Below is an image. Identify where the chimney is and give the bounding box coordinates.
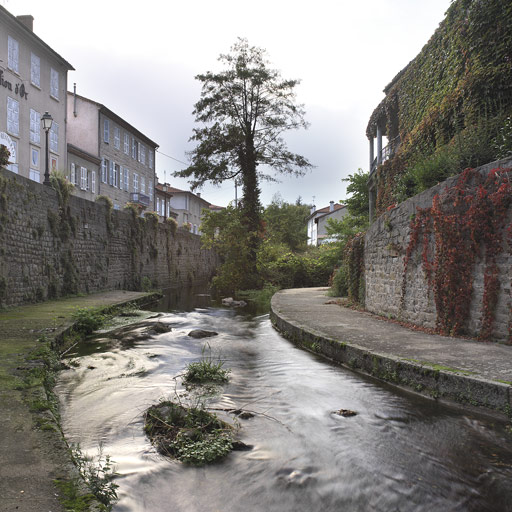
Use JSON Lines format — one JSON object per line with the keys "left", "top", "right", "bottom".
{"left": 310, "top": 205, "right": 316, "bottom": 215}
{"left": 197, "top": 192, "right": 201, "bottom": 198}
{"left": 329, "top": 201, "right": 334, "bottom": 212}
{"left": 16, "top": 15, "right": 34, "bottom": 31}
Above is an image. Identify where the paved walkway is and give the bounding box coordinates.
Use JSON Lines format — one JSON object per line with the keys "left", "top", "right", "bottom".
{"left": 0, "top": 291, "right": 156, "bottom": 512}
{"left": 271, "top": 288, "right": 512, "bottom": 417}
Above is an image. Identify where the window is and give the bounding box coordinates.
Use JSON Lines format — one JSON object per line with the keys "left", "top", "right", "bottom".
{"left": 124, "top": 168, "right": 129, "bottom": 191}
{"left": 91, "top": 170, "right": 96, "bottom": 194}
{"left": 104, "top": 119, "right": 109, "bottom": 143}
{"left": 124, "top": 133, "right": 129, "bottom": 154}
{"left": 29, "top": 169, "right": 40, "bottom": 183}
{"left": 50, "top": 156, "right": 58, "bottom": 172}
{"left": 49, "top": 122, "right": 59, "bottom": 153}
{"left": 80, "top": 166, "right": 87, "bottom": 190}
{"left": 148, "top": 181, "right": 153, "bottom": 201}
{"left": 148, "top": 150, "right": 154, "bottom": 170}
{"left": 133, "top": 173, "right": 139, "bottom": 192}
{"left": 30, "top": 109, "right": 41, "bottom": 144}
{"left": 109, "top": 160, "right": 114, "bottom": 186}
{"left": 101, "top": 158, "right": 108, "bottom": 183}
{"left": 114, "top": 163, "right": 120, "bottom": 188}
{"left": 131, "top": 138, "right": 137, "bottom": 159}
{"left": 156, "top": 198, "right": 160, "bottom": 215}
{"left": 70, "top": 163, "right": 76, "bottom": 185}
{"left": 119, "top": 166, "right": 123, "bottom": 191}
{"left": 7, "top": 97, "right": 19, "bottom": 136}
{"left": 31, "top": 54, "right": 40, "bottom": 87}
{"left": 139, "top": 144, "right": 146, "bottom": 165}
{"left": 8, "top": 36, "right": 19, "bottom": 73}
{"left": 30, "top": 147, "right": 39, "bottom": 169}
{"left": 7, "top": 139, "right": 18, "bottom": 174}
{"left": 114, "top": 126, "right": 120, "bottom": 149}
{"left": 50, "top": 68, "right": 59, "bottom": 99}
{"left": 141, "top": 176, "right": 146, "bottom": 194}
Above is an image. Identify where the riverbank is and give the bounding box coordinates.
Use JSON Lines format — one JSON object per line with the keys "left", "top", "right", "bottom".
{"left": 0, "top": 291, "right": 159, "bottom": 512}
{"left": 270, "top": 287, "right": 512, "bottom": 419}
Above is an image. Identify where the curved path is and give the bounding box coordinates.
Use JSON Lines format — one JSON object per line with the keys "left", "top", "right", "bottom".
{"left": 271, "top": 287, "right": 512, "bottom": 418}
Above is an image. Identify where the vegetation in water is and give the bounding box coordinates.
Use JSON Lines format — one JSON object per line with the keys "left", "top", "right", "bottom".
{"left": 183, "top": 346, "right": 230, "bottom": 385}
{"left": 144, "top": 400, "right": 233, "bottom": 465}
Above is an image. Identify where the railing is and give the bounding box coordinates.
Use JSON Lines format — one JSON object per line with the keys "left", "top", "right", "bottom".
{"left": 130, "top": 193, "right": 150, "bottom": 207}
{"left": 370, "top": 135, "right": 401, "bottom": 176}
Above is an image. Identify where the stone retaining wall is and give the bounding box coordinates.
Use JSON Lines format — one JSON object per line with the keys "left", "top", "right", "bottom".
{"left": 364, "top": 157, "right": 512, "bottom": 341}
{"left": 0, "top": 169, "right": 219, "bottom": 307}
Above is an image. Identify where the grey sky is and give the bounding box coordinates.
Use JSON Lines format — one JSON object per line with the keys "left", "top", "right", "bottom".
{"left": 9, "top": 0, "right": 452, "bottom": 209}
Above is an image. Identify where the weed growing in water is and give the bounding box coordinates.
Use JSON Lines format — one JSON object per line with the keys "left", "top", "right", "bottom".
{"left": 183, "top": 344, "right": 230, "bottom": 384}
{"left": 70, "top": 444, "right": 118, "bottom": 510}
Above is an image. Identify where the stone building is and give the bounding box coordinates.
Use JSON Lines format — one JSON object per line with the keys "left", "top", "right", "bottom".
{"left": 67, "top": 91, "right": 158, "bottom": 211}
{"left": 0, "top": 7, "right": 73, "bottom": 183}
{"left": 168, "top": 186, "right": 211, "bottom": 234}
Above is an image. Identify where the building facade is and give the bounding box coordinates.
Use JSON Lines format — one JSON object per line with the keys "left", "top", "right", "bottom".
{"left": 155, "top": 182, "right": 177, "bottom": 220}
{"left": 307, "top": 202, "right": 347, "bottom": 246}
{"left": 66, "top": 92, "right": 158, "bottom": 211}
{"left": 0, "top": 8, "right": 73, "bottom": 183}
{"left": 168, "top": 187, "right": 211, "bottom": 234}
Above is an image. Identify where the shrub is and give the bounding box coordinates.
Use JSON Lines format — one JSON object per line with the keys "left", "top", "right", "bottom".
{"left": 183, "top": 346, "right": 230, "bottom": 384}
{"left": 71, "top": 308, "right": 105, "bottom": 335}
{"left": 165, "top": 216, "right": 178, "bottom": 235}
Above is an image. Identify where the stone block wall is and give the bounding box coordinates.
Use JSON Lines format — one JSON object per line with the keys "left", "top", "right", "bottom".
{"left": 0, "top": 169, "right": 219, "bottom": 307}
{"left": 364, "top": 157, "right": 512, "bottom": 341}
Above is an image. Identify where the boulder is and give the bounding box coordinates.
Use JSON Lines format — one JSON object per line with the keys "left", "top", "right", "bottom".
{"left": 188, "top": 329, "right": 218, "bottom": 339}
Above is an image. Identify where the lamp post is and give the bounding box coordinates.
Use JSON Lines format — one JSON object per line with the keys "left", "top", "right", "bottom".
{"left": 41, "top": 111, "right": 53, "bottom": 186}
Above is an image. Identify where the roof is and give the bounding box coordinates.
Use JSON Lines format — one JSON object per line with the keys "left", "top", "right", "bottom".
{"left": 167, "top": 186, "right": 211, "bottom": 206}
{"left": 155, "top": 183, "right": 174, "bottom": 198}
{"left": 67, "top": 143, "right": 101, "bottom": 165}
{"left": 68, "top": 92, "right": 159, "bottom": 149}
{"left": 307, "top": 203, "right": 345, "bottom": 221}
{"left": 0, "top": 6, "right": 74, "bottom": 70}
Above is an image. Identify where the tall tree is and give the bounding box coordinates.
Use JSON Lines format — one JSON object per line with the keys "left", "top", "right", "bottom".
{"left": 176, "top": 38, "right": 312, "bottom": 285}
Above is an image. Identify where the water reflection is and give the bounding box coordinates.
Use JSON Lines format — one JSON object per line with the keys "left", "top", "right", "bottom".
{"left": 56, "top": 305, "right": 512, "bottom": 512}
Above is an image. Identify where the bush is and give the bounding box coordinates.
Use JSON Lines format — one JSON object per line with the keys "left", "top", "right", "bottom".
{"left": 165, "top": 216, "right": 178, "bottom": 235}
{"left": 328, "top": 265, "right": 348, "bottom": 297}
{"left": 71, "top": 308, "right": 105, "bottom": 335}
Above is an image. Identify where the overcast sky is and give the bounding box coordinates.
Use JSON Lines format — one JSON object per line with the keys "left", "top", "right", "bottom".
{"left": 8, "top": 0, "right": 452, "bottom": 209}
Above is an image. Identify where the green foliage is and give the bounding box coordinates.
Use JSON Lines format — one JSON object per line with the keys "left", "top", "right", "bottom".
{"left": 237, "top": 282, "right": 280, "bottom": 313}
{"left": 144, "top": 210, "right": 159, "bottom": 227}
{"left": 141, "top": 276, "right": 153, "bottom": 292}
{"left": 144, "top": 400, "right": 233, "bottom": 466}
{"left": 184, "top": 346, "right": 230, "bottom": 384}
{"left": 50, "top": 171, "right": 74, "bottom": 208}
{"left": 326, "top": 213, "right": 368, "bottom": 245}
{"left": 165, "top": 216, "right": 178, "bottom": 235}
{"left": 368, "top": 0, "right": 512, "bottom": 212}
{"left": 259, "top": 244, "right": 339, "bottom": 289}
{"left": 71, "top": 308, "right": 105, "bottom": 335}
{"left": 342, "top": 169, "right": 370, "bottom": 220}
{"left": 70, "top": 445, "right": 118, "bottom": 510}
{"left": 0, "top": 145, "right": 10, "bottom": 167}
{"left": 328, "top": 265, "right": 348, "bottom": 297}
{"left": 262, "top": 194, "right": 310, "bottom": 251}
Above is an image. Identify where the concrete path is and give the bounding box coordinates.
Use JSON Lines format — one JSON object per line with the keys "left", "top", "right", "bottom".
{"left": 271, "top": 287, "right": 512, "bottom": 417}
{"left": 0, "top": 291, "right": 157, "bottom": 512}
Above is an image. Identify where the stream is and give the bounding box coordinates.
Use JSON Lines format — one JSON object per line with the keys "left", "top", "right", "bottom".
{"left": 56, "top": 295, "right": 512, "bottom": 511}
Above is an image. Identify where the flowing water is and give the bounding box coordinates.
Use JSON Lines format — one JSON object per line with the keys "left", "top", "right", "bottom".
{"left": 56, "top": 296, "right": 512, "bottom": 512}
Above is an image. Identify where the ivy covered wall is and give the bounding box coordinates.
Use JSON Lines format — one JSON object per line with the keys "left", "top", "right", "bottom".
{"left": 367, "top": 0, "right": 512, "bottom": 216}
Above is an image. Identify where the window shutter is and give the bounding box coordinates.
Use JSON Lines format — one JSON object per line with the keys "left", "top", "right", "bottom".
{"left": 109, "top": 160, "right": 113, "bottom": 185}
{"left": 71, "top": 163, "right": 76, "bottom": 185}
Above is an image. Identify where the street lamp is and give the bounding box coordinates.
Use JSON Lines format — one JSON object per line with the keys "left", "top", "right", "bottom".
{"left": 41, "top": 111, "right": 53, "bottom": 185}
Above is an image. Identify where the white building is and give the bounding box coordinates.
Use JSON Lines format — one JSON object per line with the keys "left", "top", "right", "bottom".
{"left": 307, "top": 201, "right": 347, "bottom": 245}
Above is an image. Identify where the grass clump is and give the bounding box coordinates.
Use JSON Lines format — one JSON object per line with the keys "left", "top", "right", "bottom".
{"left": 71, "top": 308, "right": 106, "bottom": 336}
{"left": 144, "top": 400, "right": 233, "bottom": 465}
{"left": 183, "top": 346, "right": 230, "bottom": 385}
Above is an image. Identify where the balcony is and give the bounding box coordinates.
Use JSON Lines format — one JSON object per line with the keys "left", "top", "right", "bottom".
{"left": 130, "top": 193, "right": 150, "bottom": 207}
{"left": 370, "top": 135, "right": 401, "bottom": 176}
